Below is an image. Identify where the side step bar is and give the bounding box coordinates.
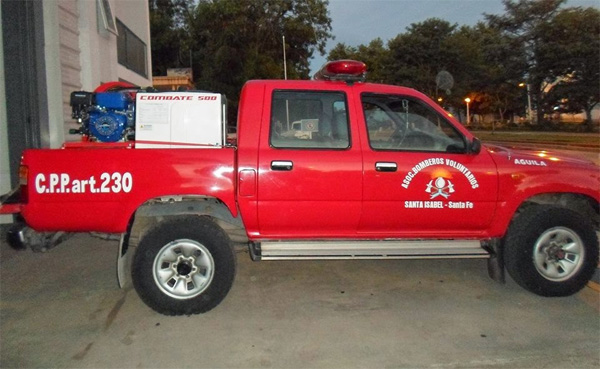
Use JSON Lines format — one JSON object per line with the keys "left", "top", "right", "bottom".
{"left": 250, "top": 240, "right": 489, "bottom": 261}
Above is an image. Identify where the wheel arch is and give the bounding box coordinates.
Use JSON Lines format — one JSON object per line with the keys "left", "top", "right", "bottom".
{"left": 512, "top": 193, "right": 599, "bottom": 230}
{"left": 491, "top": 192, "right": 600, "bottom": 239}
{"left": 117, "top": 196, "right": 246, "bottom": 289}
{"left": 130, "top": 195, "right": 246, "bottom": 244}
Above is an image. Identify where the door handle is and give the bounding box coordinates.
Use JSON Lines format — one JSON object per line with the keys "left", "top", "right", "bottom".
{"left": 375, "top": 162, "right": 397, "bottom": 172}
{"left": 271, "top": 160, "right": 293, "bottom": 171}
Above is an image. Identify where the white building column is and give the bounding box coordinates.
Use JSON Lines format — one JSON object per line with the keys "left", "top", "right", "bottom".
{"left": 41, "top": 1, "right": 65, "bottom": 148}
{"left": 0, "top": 3, "right": 12, "bottom": 224}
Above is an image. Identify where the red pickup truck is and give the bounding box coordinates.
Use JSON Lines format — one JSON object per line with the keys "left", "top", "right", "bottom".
{"left": 2, "top": 61, "right": 599, "bottom": 315}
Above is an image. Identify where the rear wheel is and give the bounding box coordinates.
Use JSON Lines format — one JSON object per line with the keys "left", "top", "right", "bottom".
{"left": 504, "top": 205, "right": 598, "bottom": 297}
{"left": 132, "top": 216, "right": 236, "bottom": 315}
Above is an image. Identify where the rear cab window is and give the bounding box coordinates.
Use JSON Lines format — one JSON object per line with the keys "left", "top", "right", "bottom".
{"left": 270, "top": 90, "right": 350, "bottom": 149}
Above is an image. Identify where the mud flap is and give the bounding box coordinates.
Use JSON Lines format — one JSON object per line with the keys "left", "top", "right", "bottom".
{"left": 486, "top": 239, "right": 505, "bottom": 284}
{"left": 117, "top": 233, "right": 132, "bottom": 289}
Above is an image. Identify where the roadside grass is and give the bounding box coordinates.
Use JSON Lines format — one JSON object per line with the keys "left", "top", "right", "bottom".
{"left": 472, "top": 130, "right": 600, "bottom": 151}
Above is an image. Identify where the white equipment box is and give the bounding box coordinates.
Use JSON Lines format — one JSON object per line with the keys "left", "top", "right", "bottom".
{"left": 135, "top": 92, "right": 226, "bottom": 148}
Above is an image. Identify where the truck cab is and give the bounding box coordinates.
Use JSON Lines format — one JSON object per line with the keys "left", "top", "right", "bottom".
{"left": 236, "top": 79, "right": 497, "bottom": 242}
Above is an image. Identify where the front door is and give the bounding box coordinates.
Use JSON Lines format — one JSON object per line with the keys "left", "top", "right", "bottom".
{"left": 358, "top": 92, "right": 498, "bottom": 238}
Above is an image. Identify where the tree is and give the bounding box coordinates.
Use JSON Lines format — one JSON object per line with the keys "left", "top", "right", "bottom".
{"left": 149, "top": 0, "right": 194, "bottom": 76}
{"left": 325, "top": 14, "right": 536, "bottom": 125}
{"left": 454, "top": 22, "right": 527, "bottom": 123}
{"left": 327, "top": 19, "right": 527, "bottom": 121}
{"left": 539, "top": 7, "right": 600, "bottom": 131}
{"left": 485, "top": 0, "right": 567, "bottom": 127}
{"left": 188, "top": 0, "right": 332, "bottom": 120}
{"left": 386, "top": 19, "right": 460, "bottom": 97}
{"left": 327, "top": 43, "right": 357, "bottom": 60}
{"left": 384, "top": 19, "right": 511, "bottom": 117}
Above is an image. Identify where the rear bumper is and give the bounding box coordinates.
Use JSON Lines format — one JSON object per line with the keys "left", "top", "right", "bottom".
{"left": 0, "top": 188, "right": 22, "bottom": 215}
{"left": 1, "top": 187, "right": 71, "bottom": 251}
{"left": 5, "top": 221, "right": 70, "bottom": 252}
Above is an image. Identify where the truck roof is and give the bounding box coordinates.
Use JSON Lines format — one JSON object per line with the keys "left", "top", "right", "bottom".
{"left": 244, "top": 79, "right": 425, "bottom": 97}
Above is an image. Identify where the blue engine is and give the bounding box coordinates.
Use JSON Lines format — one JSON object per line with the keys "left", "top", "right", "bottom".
{"left": 70, "top": 91, "right": 135, "bottom": 142}
{"left": 88, "top": 93, "right": 132, "bottom": 142}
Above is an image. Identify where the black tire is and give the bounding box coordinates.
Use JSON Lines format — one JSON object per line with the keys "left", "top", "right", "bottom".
{"left": 132, "top": 216, "right": 236, "bottom": 315}
{"left": 504, "top": 205, "right": 598, "bottom": 297}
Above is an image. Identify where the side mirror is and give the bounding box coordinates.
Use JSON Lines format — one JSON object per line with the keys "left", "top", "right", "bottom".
{"left": 469, "top": 138, "right": 482, "bottom": 154}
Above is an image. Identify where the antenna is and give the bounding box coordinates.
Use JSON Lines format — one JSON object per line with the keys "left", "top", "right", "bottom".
{"left": 282, "top": 35, "right": 288, "bottom": 80}
{"left": 282, "top": 35, "right": 290, "bottom": 128}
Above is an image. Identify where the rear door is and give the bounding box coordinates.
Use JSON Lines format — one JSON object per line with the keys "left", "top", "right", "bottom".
{"left": 358, "top": 91, "right": 498, "bottom": 238}
{"left": 256, "top": 86, "right": 363, "bottom": 238}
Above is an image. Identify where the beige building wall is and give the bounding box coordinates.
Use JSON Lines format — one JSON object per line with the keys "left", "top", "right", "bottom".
{"left": 114, "top": 0, "right": 153, "bottom": 87}
{"left": 78, "top": 0, "right": 152, "bottom": 90}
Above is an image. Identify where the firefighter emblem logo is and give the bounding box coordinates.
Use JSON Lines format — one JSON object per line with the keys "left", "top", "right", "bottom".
{"left": 426, "top": 177, "right": 455, "bottom": 199}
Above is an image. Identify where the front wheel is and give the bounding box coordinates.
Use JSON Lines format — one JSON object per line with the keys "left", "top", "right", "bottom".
{"left": 132, "top": 216, "right": 236, "bottom": 315}
{"left": 504, "top": 205, "right": 598, "bottom": 297}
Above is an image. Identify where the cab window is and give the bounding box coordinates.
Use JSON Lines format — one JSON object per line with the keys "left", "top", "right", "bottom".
{"left": 270, "top": 91, "right": 350, "bottom": 149}
{"left": 362, "top": 93, "right": 465, "bottom": 153}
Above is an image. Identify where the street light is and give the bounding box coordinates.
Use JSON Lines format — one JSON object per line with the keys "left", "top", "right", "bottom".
{"left": 464, "top": 97, "right": 471, "bottom": 126}
{"left": 519, "top": 82, "right": 533, "bottom": 122}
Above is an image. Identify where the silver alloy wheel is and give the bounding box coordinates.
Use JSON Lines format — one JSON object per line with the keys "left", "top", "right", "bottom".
{"left": 533, "top": 226, "right": 585, "bottom": 282}
{"left": 152, "top": 239, "right": 215, "bottom": 299}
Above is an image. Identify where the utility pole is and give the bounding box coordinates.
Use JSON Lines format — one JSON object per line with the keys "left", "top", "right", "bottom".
{"left": 464, "top": 98, "right": 471, "bottom": 126}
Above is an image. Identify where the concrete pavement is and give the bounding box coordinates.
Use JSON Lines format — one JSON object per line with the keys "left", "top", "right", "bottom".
{"left": 1, "top": 233, "right": 598, "bottom": 368}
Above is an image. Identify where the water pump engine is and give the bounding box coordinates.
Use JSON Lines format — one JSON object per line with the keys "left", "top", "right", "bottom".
{"left": 70, "top": 83, "right": 137, "bottom": 142}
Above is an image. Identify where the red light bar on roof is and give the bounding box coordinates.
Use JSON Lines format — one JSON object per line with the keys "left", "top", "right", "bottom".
{"left": 313, "top": 60, "right": 367, "bottom": 82}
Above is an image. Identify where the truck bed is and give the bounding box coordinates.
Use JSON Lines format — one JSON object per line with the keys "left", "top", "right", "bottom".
{"left": 19, "top": 145, "right": 237, "bottom": 232}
